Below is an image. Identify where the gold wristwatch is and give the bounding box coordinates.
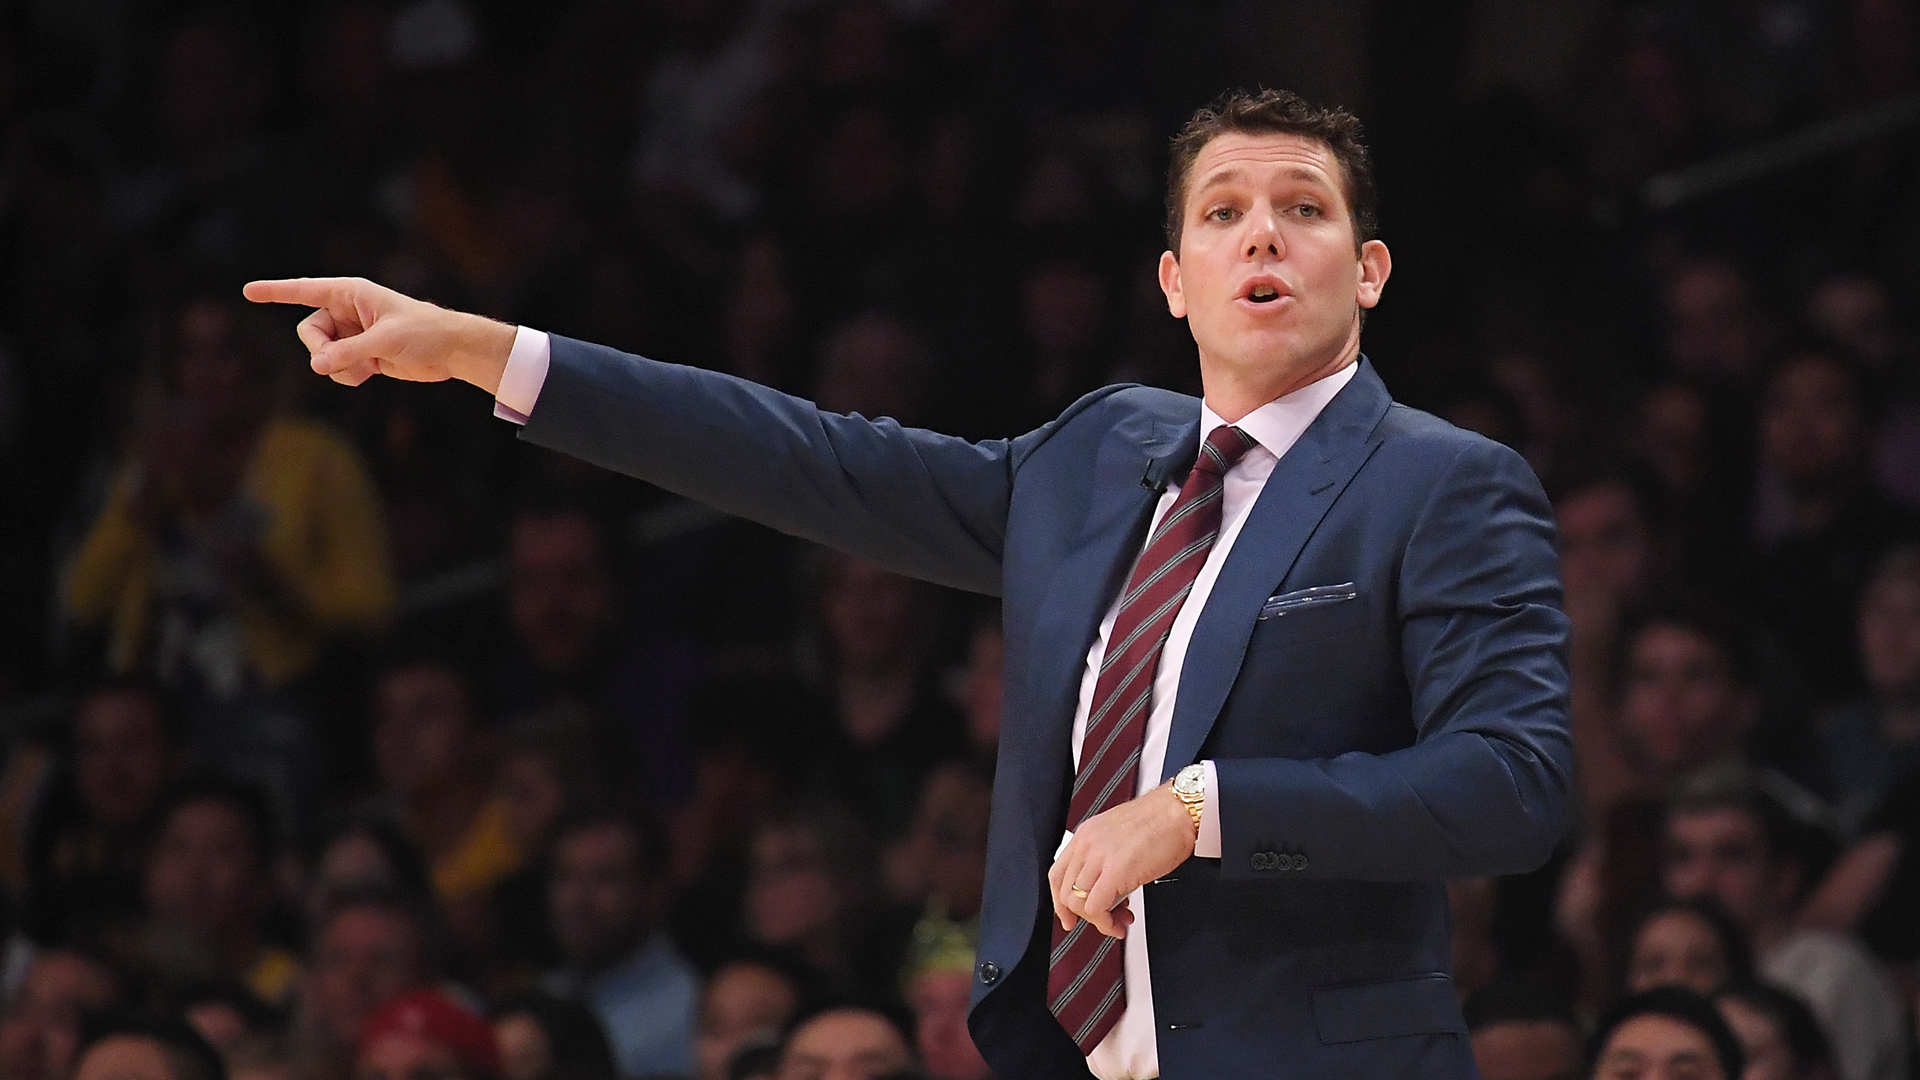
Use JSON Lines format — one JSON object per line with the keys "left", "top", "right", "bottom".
{"left": 1171, "top": 763, "right": 1206, "bottom": 835}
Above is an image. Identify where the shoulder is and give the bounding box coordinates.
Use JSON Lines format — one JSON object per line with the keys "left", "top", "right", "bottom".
{"left": 1372, "top": 401, "right": 1542, "bottom": 496}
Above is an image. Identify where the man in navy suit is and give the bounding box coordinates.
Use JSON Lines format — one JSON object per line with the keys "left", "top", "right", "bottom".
{"left": 250, "top": 89, "right": 1572, "bottom": 1079}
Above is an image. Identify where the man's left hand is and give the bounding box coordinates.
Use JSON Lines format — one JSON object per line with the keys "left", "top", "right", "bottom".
{"left": 1048, "top": 784, "right": 1196, "bottom": 939}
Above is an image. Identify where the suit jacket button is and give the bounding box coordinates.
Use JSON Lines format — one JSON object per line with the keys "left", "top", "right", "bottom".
{"left": 1291, "top": 854, "right": 1309, "bottom": 872}
{"left": 976, "top": 961, "right": 1001, "bottom": 985}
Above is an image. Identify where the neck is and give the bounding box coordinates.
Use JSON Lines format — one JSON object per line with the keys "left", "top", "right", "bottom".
{"left": 1201, "top": 326, "right": 1360, "bottom": 423}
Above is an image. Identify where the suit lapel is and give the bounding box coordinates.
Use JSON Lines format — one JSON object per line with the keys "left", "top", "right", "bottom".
{"left": 1016, "top": 410, "right": 1197, "bottom": 850}
{"left": 1159, "top": 360, "right": 1393, "bottom": 780}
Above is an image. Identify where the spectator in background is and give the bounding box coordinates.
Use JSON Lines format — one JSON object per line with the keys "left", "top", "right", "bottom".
{"left": 139, "top": 778, "right": 300, "bottom": 1009}
{"left": 26, "top": 681, "right": 180, "bottom": 946}
{"left": 1462, "top": 980, "right": 1582, "bottom": 1080}
{"left": 541, "top": 809, "right": 697, "bottom": 1080}
{"left": 1715, "top": 983, "right": 1837, "bottom": 1080}
{"left": 496, "top": 506, "right": 696, "bottom": 810}
{"left": 62, "top": 296, "right": 394, "bottom": 830}
{"left": 1663, "top": 257, "right": 1771, "bottom": 389}
{"left": 809, "top": 554, "right": 965, "bottom": 841}
{"left": 369, "top": 658, "right": 518, "bottom": 955}
{"left": 742, "top": 806, "right": 910, "bottom": 1000}
{"left": 774, "top": 1004, "right": 913, "bottom": 1080}
{"left": 1752, "top": 350, "right": 1916, "bottom": 702}
{"left": 1589, "top": 986, "right": 1745, "bottom": 1080}
{"left": 1014, "top": 251, "right": 1114, "bottom": 428}
{"left": 72, "top": 1012, "right": 226, "bottom": 1080}
{"left": 173, "top": 979, "right": 284, "bottom": 1057}
{"left": 299, "top": 888, "right": 435, "bottom": 1079}
{"left": 356, "top": 991, "right": 498, "bottom": 1080}
{"left": 306, "top": 819, "right": 434, "bottom": 929}
{"left": 954, "top": 607, "right": 1001, "bottom": 762}
{"left": 489, "top": 993, "right": 614, "bottom": 1080}
{"left": 0, "top": 950, "right": 124, "bottom": 1080}
{"left": 811, "top": 315, "right": 935, "bottom": 429}
{"left": 1623, "top": 898, "right": 1754, "bottom": 996}
{"left": 1661, "top": 766, "right": 1906, "bottom": 1080}
{"left": 693, "top": 961, "right": 800, "bottom": 1080}
{"left": 882, "top": 763, "right": 990, "bottom": 918}
{"left": 900, "top": 915, "right": 991, "bottom": 1080}
{"left": 1613, "top": 605, "right": 1761, "bottom": 787}
{"left": 1818, "top": 546, "right": 1920, "bottom": 832}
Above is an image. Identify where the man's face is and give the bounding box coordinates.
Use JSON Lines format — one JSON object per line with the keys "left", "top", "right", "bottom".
{"left": 820, "top": 557, "right": 920, "bottom": 676}
{"left": 307, "top": 908, "right": 426, "bottom": 1048}
{"left": 1158, "top": 132, "right": 1388, "bottom": 408}
{"left": 1663, "top": 808, "right": 1787, "bottom": 934}
{"left": 1619, "top": 626, "right": 1750, "bottom": 771}
{"left": 0, "top": 955, "right": 119, "bottom": 1080}
{"left": 508, "top": 516, "right": 613, "bottom": 676}
{"left": 74, "top": 692, "right": 171, "bottom": 829}
{"left": 1556, "top": 483, "right": 1651, "bottom": 605}
{"left": 1469, "top": 1019, "right": 1581, "bottom": 1080}
{"left": 1760, "top": 356, "right": 1860, "bottom": 487}
{"left": 1860, "top": 573, "right": 1920, "bottom": 699}
{"left": 1593, "top": 1014, "right": 1726, "bottom": 1080}
{"left": 776, "top": 1010, "right": 912, "bottom": 1080}
{"left": 356, "top": 1034, "right": 467, "bottom": 1080}
{"left": 907, "top": 971, "right": 991, "bottom": 1080}
{"left": 1628, "top": 910, "right": 1730, "bottom": 995}
{"left": 696, "top": 963, "right": 797, "bottom": 1080}
{"left": 548, "top": 824, "right": 652, "bottom": 971}
{"left": 373, "top": 668, "right": 472, "bottom": 798}
{"left": 144, "top": 799, "right": 263, "bottom": 939}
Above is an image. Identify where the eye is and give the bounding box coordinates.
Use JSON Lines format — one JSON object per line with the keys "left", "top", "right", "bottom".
{"left": 1206, "top": 206, "right": 1236, "bottom": 222}
{"left": 1296, "top": 203, "right": 1321, "bottom": 218}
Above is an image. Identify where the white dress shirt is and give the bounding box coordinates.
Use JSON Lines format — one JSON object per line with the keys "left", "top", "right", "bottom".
{"left": 492, "top": 328, "right": 1357, "bottom": 1079}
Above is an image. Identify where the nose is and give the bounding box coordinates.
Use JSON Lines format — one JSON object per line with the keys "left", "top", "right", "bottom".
{"left": 1243, "top": 204, "right": 1284, "bottom": 259}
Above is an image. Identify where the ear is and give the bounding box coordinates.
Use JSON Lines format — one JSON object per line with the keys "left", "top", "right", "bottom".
{"left": 1158, "top": 250, "right": 1186, "bottom": 319}
{"left": 1356, "top": 240, "right": 1392, "bottom": 309}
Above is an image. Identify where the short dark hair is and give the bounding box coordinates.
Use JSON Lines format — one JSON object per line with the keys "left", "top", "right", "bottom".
{"left": 1626, "top": 896, "right": 1755, "bottom": 991}
{"left": 1588, "top": 986, "right": 1744, "bottom": 1080}
{"left": 551, "top": 805, "right": 668, "bottom": 879}
{"left": 1165, "top": 88, "right": 1377, "bottom": 254}
{"left": 1665, "top": 763, "right": 1818, "bottom": 872}
{"left": 152, "top": 774, "right": 277, "bottom": 868}
{"left": 1610, "top": 598, "right": 1755, "bottom": 704}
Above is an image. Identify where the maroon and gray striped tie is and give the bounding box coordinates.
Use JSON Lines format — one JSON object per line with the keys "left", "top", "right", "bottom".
{"left": 1048, "top": 423, "right": 1258, "bottom": 1054}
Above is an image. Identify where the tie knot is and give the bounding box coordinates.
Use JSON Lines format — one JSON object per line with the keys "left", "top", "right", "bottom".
{"left": 1192, "top": 424, "right": 1256, "bottom": 478}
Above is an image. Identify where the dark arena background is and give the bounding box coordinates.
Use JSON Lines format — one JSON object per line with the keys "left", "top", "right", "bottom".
{"left": 0, "top": 2, "right": 1917, "bottom": 1079}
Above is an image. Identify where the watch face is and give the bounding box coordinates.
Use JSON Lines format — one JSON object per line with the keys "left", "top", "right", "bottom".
{"left": 1173, "top": 764, "right": 1204, "bottom": 796}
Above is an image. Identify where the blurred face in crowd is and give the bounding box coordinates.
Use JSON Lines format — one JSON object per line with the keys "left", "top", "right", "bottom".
{"left": 1469, "top": 1018, "right": 1581, "bottom": 1080}
{"left": 549, "top": 823, "right": 656, "bottom": 972}
{"left": 1759, "top": 355, "right": 1862, "bottom": 490}
{"left": 1556, "top": 482, "right": 1652, "bottom": 606}
{"left": 145, "top": 798, "right": 265, "bottom": 941}
{"left": 307, "top": 906, "right": 427, "bottom": 1048}
{"left": 1022, "top": 262, "right": 1108, "bottom": 361}
{"left": 174, "top": 302, "right": 261, "bottom": 418}
{"left": 1618, "top": 624, "right": 1753, "bottom": 772}
{"left": 496, "top": 751, "right": 568, "bottom": 853}
{"left": 73, "top": 1036, "right": 182, "bottom": 1080}
{"left": 820, "top": 557, "right": 921, "bottom": 677}
{"left": 746, "top": 826, "right": 844, "bottom": 950}
{"left": 907, "top": 970, "right": 990, "bottom": 1080}
{"left": 1594, "top": 1014, "right": 1727, "bottom": 1080}
{"left": 813, "top": 316, "right": 929, "bottom": 425}
{"left": 0, "top": 953, "right": 119, "bottom": 1080}
{"left": 74, "top": 690, "right": 172, "bottom": 828}
{"left": 1663, "top": 809, "right": 1793, "bottom": 936}
{"left": 695, "top": 962, "right": 797, "bottom": 1080}
{"left": 776, "top": 1010, "right": 911, "bottom": 1080}
{"left": 374, "top": 666, "right": 474, "bottom": 799}
{"left": 1808, "top": 274, "right": 1898, "bottom": 369}
{"left": 1159, "top": 132, "right": 1389, "bottom": 415}
{"left": 1638, "top": 383, "right": 1710, "bottom": 497}
{"left": 357, "top": 1033, "right": 465, "bottom": 1080}
{"left": 1859, "top": 566, "right": 1920, "bottom": 702}
{"left": 1714, "top": 999, "right": 1796, "bottom": 1080}
{"left": 1665, "top": 260, "right": 1759, "bottom": 382}
{"left": 1628, "top": 910, "right": 1733, "bottom": 995}
{"left": 894, "top": 766, "right": 991, "bottom": 919}
{"left": 509, "top": 515, "right": 614, "bottom": 677}
{"left": 959, "top": 623, "right": 1002, "bottom": 750}
{"left": 492, "top": 1013, "right": 547, "bottom": 1080}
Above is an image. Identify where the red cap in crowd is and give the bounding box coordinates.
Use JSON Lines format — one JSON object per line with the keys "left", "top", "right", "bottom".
{"left": 359, "top": 989, "right": 502, "bottom": 1079}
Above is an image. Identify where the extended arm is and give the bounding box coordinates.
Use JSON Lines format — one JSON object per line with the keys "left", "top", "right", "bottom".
{"left": 1216, "top": 439, "right": 1575, "bottom": 881}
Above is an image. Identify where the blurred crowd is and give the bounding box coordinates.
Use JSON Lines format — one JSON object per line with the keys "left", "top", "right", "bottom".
{"left": 0, "top": 1, "right": 1918, "bottom": 1079}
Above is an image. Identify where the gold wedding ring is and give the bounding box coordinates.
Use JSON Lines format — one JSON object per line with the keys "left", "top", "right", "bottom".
{"left": 1070, "top": 886, "right": 1089, "bottom": 899}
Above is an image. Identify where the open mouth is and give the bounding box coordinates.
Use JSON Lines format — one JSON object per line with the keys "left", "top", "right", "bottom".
{"left": 1245, "top": 283, "right": 1284, "bottom": 304}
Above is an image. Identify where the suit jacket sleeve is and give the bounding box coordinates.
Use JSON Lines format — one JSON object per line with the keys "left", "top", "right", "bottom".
{"left": 518, "top": 335, "right": 1085, "bottom": 596}
{"left": 1215, "top": 438, "right": 1574, "bottom": 880}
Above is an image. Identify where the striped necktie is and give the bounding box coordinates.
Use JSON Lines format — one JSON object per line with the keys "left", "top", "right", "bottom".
{"left": 1048, "top": 423, "right": 1258, "bottom": 1054}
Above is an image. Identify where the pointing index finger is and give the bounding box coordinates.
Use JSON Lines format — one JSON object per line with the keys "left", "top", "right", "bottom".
{"left": 242, "top": 277, "right": 358, "bottom": 308}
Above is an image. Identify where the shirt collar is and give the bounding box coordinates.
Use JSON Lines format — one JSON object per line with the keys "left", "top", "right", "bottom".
{"left": 1199, "top": 359, "right": 1359, "bottom": 463}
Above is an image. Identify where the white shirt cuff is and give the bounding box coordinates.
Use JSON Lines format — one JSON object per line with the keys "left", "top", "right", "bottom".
{"left": 492, "top": 325, "right": 551, "bottom": 425}
{"left": 1195, "top": 760, "right": 1222, "bottom": 858}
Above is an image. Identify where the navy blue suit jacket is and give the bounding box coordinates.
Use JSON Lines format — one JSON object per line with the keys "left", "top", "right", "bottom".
{"left": 520, "top": 336, "right": 1574, "bottom": 1079}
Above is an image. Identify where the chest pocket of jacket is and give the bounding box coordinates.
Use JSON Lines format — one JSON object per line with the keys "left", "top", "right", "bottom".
{"left": 1254, "top": 583, "right": 1368, "bottom": 645}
